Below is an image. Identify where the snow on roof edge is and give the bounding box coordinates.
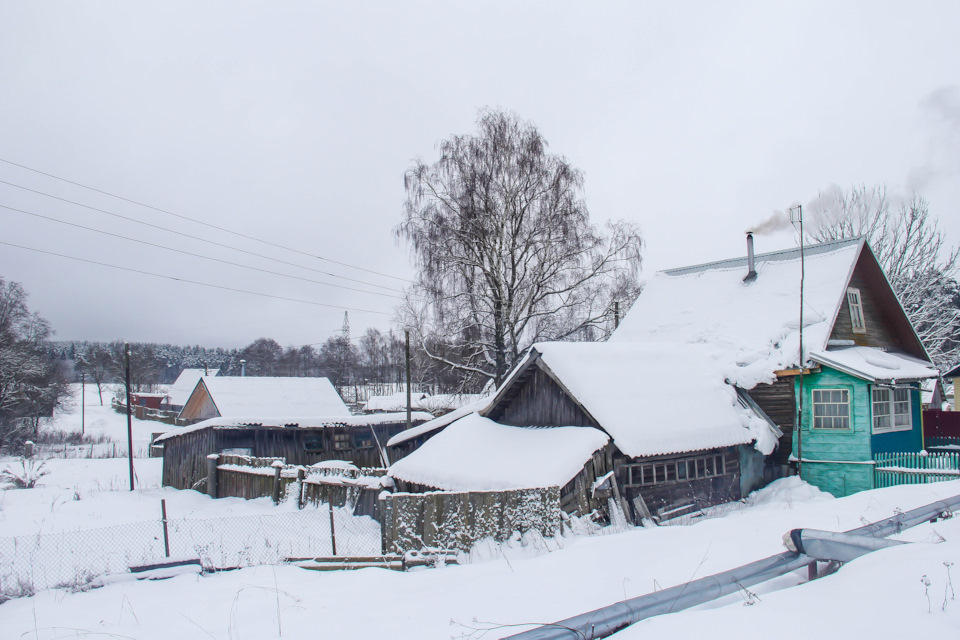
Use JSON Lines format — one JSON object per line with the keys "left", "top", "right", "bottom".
{"left": 154, "top": 411, "right": 434, "bottom": 443}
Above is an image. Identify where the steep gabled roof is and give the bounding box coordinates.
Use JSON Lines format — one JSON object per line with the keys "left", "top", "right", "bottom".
{"left": 484, "top": 342, "right": 779, "bottom": 458}
{"left": 167, "top": 368, "right": 221, "bottom": 406}
{"left": 611, "top": 237, "right": 931, "bottom": 388}
{"left": 182, "top": 376, "right": 351, "bottom": 418}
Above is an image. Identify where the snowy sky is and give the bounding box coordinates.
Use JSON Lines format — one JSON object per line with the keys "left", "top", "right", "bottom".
{"left": 1, "top": 1, "right": 958, "bottom": 349}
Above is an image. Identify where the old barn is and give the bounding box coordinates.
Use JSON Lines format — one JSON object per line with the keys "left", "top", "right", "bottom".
{"left": 156, "top": 412, "right": 433, "bottom": 490}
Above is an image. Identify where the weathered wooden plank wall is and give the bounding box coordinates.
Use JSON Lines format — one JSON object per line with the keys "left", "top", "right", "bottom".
{"left": 379, "top": 487, "right": 561, "bottom": 553}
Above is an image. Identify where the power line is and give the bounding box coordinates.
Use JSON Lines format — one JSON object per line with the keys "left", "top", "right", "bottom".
{"left": 0, "top": 179, "right": 407, "bottom": 294}
{"left": 0, "top": 157, "right": 411, "bottom": 283}
{"left": 0, "top": 202, "right": 406, "bottom": 300}
{"left": 0, "top": 240, "right": 395, "bottom": 316}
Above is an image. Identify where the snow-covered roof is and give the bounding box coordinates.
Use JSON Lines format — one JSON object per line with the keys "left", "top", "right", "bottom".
{"left": 153, "top": 411, "right": 433, "bottom": 443}
{"left": 167, "top": 368, "right": 220, "bottom": 406}
{"left": 193, "top": 376, "right": 351, "bottom": 417}
{"left": 388, "top": 413, "right": 610, "bottom": 491}
{"left": 387, "top": 398, "right": 492, "bottom": 447}
{"left": 519, "top": 342, "right": 778, "bottom": 457}
{"left": 611, "top": 237, "right": 866, "bottom": 389}
{"left": 809, "top": 346, "right": 938, "bottom": 383}
{"left": 364, "top": 391, "right": 429, "bottom": 412}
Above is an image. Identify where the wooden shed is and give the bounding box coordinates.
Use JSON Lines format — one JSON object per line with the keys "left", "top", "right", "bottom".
{"left": 156, "top": 412, "right": 432, "bottom": 490}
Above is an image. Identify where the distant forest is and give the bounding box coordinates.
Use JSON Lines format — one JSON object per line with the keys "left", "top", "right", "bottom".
{"left": 49, "top": 327, "right": 481, "bottom": 396}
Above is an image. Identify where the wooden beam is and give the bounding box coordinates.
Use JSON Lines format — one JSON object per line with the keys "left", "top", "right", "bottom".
{"left": 774, "top": 367, "right": 821, "bottom": 377}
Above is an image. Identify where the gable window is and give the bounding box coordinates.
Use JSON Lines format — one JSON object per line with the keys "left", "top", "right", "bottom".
{"left": 872, "top": 387, "right": 912, "bottom": 433}
{"left": 812, "top": 389, "right": 850, "bottom": 429}
{"left": 846, "top": 287, "right": 867, "bottom": 334}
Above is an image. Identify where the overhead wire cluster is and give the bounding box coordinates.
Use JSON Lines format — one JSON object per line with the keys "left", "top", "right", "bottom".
{"left": 0, "top": 158, "right": 415, "bottom": 324}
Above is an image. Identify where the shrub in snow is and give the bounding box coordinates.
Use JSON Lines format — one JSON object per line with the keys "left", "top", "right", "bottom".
{"left": 0, "top": 458, "right": 49, "bottom": 489}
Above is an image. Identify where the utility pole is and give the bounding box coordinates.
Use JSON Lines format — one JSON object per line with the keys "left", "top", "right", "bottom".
{"left": 81, "top": 371, "right": 85, "bottom": 436}
{"left": 405, "top": 329, "right": 412, "bottom": 431}
{"left": 124, "top": 343, "right": 135, "bottom": 491}
{"left": 614, "top": 300, "right": 620, "bottom": 329}
{"left": 790, "top": 204, "right": 805, "bottom": 478}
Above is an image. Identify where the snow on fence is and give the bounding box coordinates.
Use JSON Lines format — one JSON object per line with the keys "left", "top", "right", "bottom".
{"left": 926, "top": 436, "right": 960, "bottom": 451}
{"left": 873, "top": 451, "right": 960, "bottom": 488}
{"left": 380, "top": 487, "right": 562, "bottom": 554}
{"left": 0, "top": 506, "right": 381, "bottom": 598}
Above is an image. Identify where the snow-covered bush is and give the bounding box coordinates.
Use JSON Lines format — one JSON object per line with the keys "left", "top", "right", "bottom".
{"left": 0, "top": 458, "right": 50, "bottom": 489}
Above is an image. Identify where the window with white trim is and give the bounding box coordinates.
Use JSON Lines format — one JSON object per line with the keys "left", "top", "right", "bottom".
{"left": 812, "top": 388, "right": 850, "bottom": 429}
{"left": 846, "top": 287, "right": 867, "bottom": 333}
{"left": 872, "top": 387, "right": 912, "bottom": 433}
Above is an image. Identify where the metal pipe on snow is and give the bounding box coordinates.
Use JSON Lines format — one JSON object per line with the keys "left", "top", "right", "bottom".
{"left": 503, "top": 493, "right": 960, "bottom": 640}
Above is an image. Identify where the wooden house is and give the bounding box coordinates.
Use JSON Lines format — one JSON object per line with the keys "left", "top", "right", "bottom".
{"left": 177, "top": 376, "right": 349, "bottom": 423}
{"left": 390, "top": 236, "right": 940, "bottom": 513}
{"left": 610, "top": 235, "right": 938, "bottom": 498}
{"left": 389, "top": 342, "right": 780, "bottom": 522}
{"left": 155, "top": 412, "right": 433, "bottom": 490}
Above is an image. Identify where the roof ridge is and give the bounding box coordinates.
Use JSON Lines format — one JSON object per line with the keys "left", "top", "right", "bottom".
{"left": 660, "top": 236, "right": 863, "bottom": 277}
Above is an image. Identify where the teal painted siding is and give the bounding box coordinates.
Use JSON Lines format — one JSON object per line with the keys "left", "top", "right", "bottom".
{"left": 793, "top": 367, "right": 874, "bottom": 497}
{"left": 870, "top": 385, "right": 923, "bottom": 453}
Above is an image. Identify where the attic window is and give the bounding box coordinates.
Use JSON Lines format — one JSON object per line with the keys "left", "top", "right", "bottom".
{"left": 846, "top": 287, "right": 867, "bottom": 334}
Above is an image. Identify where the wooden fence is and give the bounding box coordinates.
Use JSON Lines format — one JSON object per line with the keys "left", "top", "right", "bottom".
{"left": 923, "top": 410, "right": 960, "bottom": 439}
{"left": 209, "top": 454, "right": 385, "bottom": 518}
{"left": 379, "top": 487, "right": 561, "bottom": 554}
{"left": 874, "top": 451, "right": 960, "bottom": 488}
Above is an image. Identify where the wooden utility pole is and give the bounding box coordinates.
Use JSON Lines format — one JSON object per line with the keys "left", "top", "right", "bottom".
{"left": 81, "top": 371, "right": 85, "bottom": 436}
{"left": 405, "top": 329, "right": 412, "bottom": 431}
{"left": 124, "top": 343, "right": 135, "bottom": 491}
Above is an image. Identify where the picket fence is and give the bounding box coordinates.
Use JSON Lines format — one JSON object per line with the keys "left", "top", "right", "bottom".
{"left": 874, "top": 451, "right": 960, "bottom": 488}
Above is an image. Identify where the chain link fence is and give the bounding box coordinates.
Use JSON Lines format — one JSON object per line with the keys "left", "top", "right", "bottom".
{"left": 0, "top": 505, "right": 381, "bottom": 598}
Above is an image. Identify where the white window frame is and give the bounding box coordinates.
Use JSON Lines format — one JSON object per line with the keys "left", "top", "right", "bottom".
{"left": 846, "top": 287, "right": 867, "bottom": 334}
{"left": 872, "top": 386, "right": 913, "bottom": 434}
{"left": 812, "top": 388, "right": 851, "bottom": 430}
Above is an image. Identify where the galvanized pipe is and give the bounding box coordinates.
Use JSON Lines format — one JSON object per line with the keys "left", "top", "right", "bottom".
{"left": 503, "top": 493, "right": 960, "bottom": 640}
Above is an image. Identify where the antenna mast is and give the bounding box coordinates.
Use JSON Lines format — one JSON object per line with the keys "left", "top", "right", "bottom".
{"left": 790, "top": 205, "right": 805, "bottom": 477}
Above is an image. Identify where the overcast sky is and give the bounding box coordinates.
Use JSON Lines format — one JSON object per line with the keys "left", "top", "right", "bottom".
{"left": 2, "top": 2, "right": 958, "bottom": 349}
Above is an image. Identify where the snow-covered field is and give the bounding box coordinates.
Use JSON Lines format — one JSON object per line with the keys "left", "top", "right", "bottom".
{"left": 1, "top": 385, "right": 959, "bottom": 638}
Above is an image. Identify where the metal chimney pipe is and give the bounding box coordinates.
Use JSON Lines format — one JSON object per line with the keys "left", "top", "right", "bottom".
{"left": 743, "top": 232, "right": 757, "bottom": 283}
{"left": 240, "top": 359, "right": 246, "bottom": 377}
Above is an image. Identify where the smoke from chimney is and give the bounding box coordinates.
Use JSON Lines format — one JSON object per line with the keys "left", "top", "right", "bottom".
{"left": 747, "top": 210, "right": 792, "bottom": 236}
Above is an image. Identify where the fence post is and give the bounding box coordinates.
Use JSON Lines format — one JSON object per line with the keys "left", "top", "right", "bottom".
{"left": 271, "top": 460, "right": 284, "bottom": 505}
{"left": 329, "top": 503, "right": 338, "bottom": 556}
{"left": 207, "top": 454, "right": 219, "bottom": 498}
{"left": 23, "top": 440, "right": 34, "bottom": 458}
{"left": 297, "top": 468, "right": 305, "bottom": 510}
{"left": 161, "top": 499, "right": 171, "bottom": 558}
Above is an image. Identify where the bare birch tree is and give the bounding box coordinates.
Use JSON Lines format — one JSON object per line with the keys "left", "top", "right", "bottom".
{"left": 398, "top": 109, "right": 643, "bottom": 386}
{"left": 808, "top": 184, "right": 960, "bottom": 369}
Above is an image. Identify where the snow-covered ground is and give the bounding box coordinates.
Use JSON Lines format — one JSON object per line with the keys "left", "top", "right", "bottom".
{"left": 1, "top": 453, "right": 958, "bottom": 638}
{"left": 44, "top": 383, "right": 170, "bottom": 454}
{"left": 2, "top": 388, "right": 959, "bottom": 638}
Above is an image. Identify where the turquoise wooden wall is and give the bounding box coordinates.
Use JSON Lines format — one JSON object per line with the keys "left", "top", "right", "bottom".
{"left": 793, "top": 367, "right": 873, "bottom": 497}
{"left": 792, "top": 368, "right": 924, "bottom": 497}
